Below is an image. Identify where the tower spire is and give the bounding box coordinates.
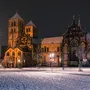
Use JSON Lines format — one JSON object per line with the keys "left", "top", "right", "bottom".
{"left": 73, "top": 15, "right": 75, "bottom": 23}
{"left": 73, "top": 15, "right": 75, "bottom": 20}
{"left": 78, "top": 15, "right": 81, "bottom": 29}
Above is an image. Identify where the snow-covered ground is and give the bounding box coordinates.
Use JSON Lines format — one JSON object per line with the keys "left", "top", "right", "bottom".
{"left": 0, "top": 68, "right": 90, "bottom": 90}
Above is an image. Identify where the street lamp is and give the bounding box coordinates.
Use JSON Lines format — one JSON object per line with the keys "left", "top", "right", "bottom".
{"left": 18, "top": 59, "right": 20, "bottom": 68}
{"left": 49, "top": 53, "right": 54, "bottom": 66}
{"left": 49, "top": 53, "right": 54, "bottom": 72}
{"left": 23, "top": 60, "right": 25, "bottom": 67}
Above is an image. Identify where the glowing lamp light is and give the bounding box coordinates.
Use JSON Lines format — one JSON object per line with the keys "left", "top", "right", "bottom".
{"left": 18, "top": 59, "right": 20, "bottom": 63}
{"left": 49, "top": 53, "right": 54, "bottom": 58}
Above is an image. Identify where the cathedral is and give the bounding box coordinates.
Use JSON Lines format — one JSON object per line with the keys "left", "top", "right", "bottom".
{"left": 3, "top": 12, "right": 37, "bottom": 68}
{"left": 1, "top": 13, "right": 90, "bottom": 67}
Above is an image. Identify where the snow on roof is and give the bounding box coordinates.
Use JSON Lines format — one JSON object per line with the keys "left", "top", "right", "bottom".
{"left": 26, "top": 20, "right": 36, "bottom": 27}
{"left": 41, "top": 36, "right": 63, "bottom": 44}
{"left": 9, "top": 13, "right": 23, "bottom": 20}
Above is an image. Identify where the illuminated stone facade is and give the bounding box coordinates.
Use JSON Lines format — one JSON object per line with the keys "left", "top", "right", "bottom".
{"left": 40, "top": 37, "right": 63, "bottom": 66}
{"left": 2, "top": 14, "right": 90, "bottom": 67}
{"left": 3, "top": 13, "right": 37, "bottom": 68}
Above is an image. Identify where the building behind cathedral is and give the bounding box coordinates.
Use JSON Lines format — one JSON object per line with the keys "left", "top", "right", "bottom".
{"left": 1, "top": 13, "right": 90, "bottom": 67}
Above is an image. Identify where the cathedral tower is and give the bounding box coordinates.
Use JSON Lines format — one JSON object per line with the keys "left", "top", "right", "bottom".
{"left": 24, "top": 20, "right": 37, "bottom": 38}
{"left": 8, "top": 12, "right": 24, "bottom": 48}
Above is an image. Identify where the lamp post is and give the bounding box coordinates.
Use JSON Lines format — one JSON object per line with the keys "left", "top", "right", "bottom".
{"left": 18, "top": 59, "right": 20, "bottom": 68}
{"left": 23, "top": 60, "right": 25, "bottom": 67}
{"left": 49, "top": 53, "right": 54, "bottom": 72}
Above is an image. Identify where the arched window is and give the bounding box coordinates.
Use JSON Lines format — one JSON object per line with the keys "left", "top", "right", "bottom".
{"left": 26, "top": 29, "right": 28, "bottom": 32}
{"left": 12, "top": 52, "right": 15, "bottom": 56}
{"left": 47, "top": 47, "right": 49, "bottom": 52}
{"left": 6, "top": 52, "right": 9, "bottom": 56}
{"left": 44, "top": 46, "right": 46, "bottom": 52}
{"left": 41, "top": 48, "right": 44, "bottom": 52}
{"left": 57, "top": 47, "right": 59, "bottom": 52}
{"left": 14, "top": 21, "right": 16, "bottom": 26}
{"left": 70, "top": 39, "right": 78, "bottom": 47}
{"left": 18, "top": 51, "right": 21, "bottom": 56}
{"left": 28, "top": 28, "right": 30, "bottom": 32}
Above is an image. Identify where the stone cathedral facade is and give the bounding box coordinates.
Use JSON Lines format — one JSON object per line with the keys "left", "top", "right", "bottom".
{"left": 3, "top": 13, "right": 37, "bottom": 68}
{"left": 1, "top": 14, "right": 90, "bottom": 67}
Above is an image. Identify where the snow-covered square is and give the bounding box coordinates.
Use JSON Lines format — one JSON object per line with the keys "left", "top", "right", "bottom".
{"left": 0, "top": 68, "right": 90, "bottom": 90}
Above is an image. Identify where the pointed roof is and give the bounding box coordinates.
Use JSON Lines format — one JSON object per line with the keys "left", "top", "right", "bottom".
{"left": 72, "top": 15, "right": 75, "bottom": 24}
{"left": 26, "top": 20, "right": 36, "bottom": 27}
{"left": 78, "top": 15, "right": 81, "bottom": 29}
{"left": 69, "top": 15, "right": 78, "bottom": 29}
{"left": 9, "top": 12, "right": 23, "bottom": 20}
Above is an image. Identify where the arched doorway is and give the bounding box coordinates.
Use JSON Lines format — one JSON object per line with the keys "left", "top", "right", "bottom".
{"left": 69, "top": 39, "right": 79, "bottom": 66}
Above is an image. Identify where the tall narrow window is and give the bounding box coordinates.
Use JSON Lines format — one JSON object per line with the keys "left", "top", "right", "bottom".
{"left": 14, "top": 21, "right": 16, "bottom": 26}
{"left": 47, "top": 47, "right": 49, "bottom": 52}
{"left": 42, "top": 48, "right": 44, "bottom": 52}
{"left": 28, "top": 28, "right": 30, "bottom": 32}
{"left": 26, "top": 29, "right": 28, "bottom": 32}
{"left": 57, "top": 47, "right": 59, "bottom": 52}
{"left": 44, "top": 46, "right": 46, "bottom": 52}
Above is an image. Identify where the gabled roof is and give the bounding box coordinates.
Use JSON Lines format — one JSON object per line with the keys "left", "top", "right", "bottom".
{"left": 9, "top": 13, "right": 23, "bottom": 20}
{"left": 41, "top": 36, "right": 63, "bottom": 44}
{"left": 26, "top": 20, "right": 36, "bottom": 27}
{"left": 6, "top": 46, "right": 31, "bottom": 52}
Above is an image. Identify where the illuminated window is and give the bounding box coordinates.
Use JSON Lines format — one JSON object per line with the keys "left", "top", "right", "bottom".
{"left": 44, "top": 46, "right": 46, "bottom": 52}
{"left": 42, "top": 48, "right": 44, "bottom": 52}
{"left": 26, "top": 29, "right": 28, "bottom": 32}
{"left": 28, "top": 28, "right": 30, "bottom": 32}
{"left": 57, "top": 47, "right": 59, "bottom": 51}
{"left": 47, "top": 47, "right": 49, "bottom": 52}
{"left": 14, "top": 21, "right": 16, "bottom": 26}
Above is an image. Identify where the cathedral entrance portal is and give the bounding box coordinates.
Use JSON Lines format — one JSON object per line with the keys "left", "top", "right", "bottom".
{"left": 69, "top": 39, "right": 79, "bottom": 66}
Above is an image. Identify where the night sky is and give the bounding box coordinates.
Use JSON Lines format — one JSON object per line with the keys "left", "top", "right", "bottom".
{"left": 0, "top": 0, "right": 89, "bottom": 45}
